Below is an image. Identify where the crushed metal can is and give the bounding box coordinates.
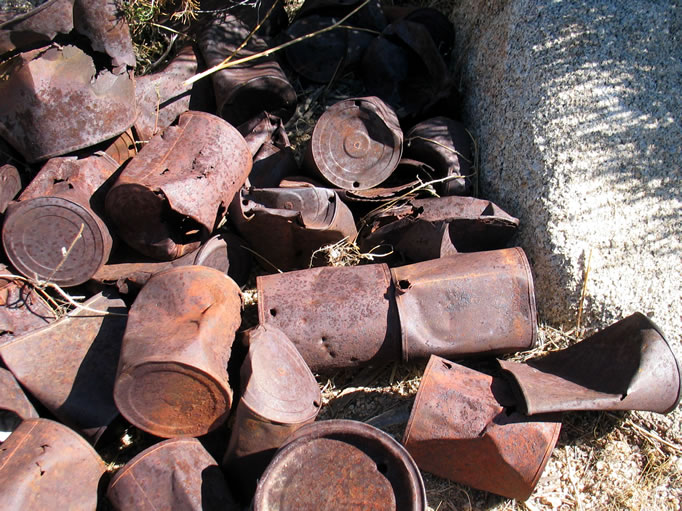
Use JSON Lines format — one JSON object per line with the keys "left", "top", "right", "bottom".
{"left": 499, "top": 312, "right": 682, "bottom": 415}
{"left": 258, "top": 263, "right": 400, "bottom": 372}
{"left": 382, "top": 6, "right": 455, "bottom": 59}
{"left": 0, "top": 367, "right": 38, "bottom": 442}
{"left": 253, "top": 419, "right": 426, "bottom": 510}
{"left": 230, "top": 185, "right": 357, "bottom": 271}
{"left": 0, "top": 164, "right": 21, "bottom": 215}
{"left": 0, "top": 418, "right": 106, "bottom": 510}
{"left": 105, "top": 111, "right": 252, "bottom": 261}
{"left": 114, "top": 266, "right": 242, "bottom": 438}
{"left": 304, "top": 96, "right": 403, "bottom": 190}
{"left": 0, "top": 291, "right": 127, "bottom": 441}
{"left": 403, "top": 356, "right": 561, "bottom": 501}
{"left": 107, "top": 437, "right": 239, "bottom": 511}
{"left": 223, "top": 324, "right": 321, "bottom": 497}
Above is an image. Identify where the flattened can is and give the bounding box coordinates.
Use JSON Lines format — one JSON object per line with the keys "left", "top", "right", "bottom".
{"left": 253, "top": 419, "right": 426, "bottom": 511}
{"left": 114, "top": 266, "right": 242, "bottom": 438}
{"left": 0, "top": 367, "right": 38, "bottom": 441}
{"left": 403, "top": 356, "right": 561, "bottom": 500}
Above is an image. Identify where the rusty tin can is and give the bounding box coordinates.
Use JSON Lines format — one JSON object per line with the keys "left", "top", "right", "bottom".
{"left": 499, "top": 312, "right": 682, "bottom": 415}
{"left": 0, "top": 291, "right": 127, "bottom": 440}
{"left": 114, "top": 266, "right": 242, "bottom": 438}
{"left": 107, "top": 437, "right": 238, "bottom": 511}
{"left": 105, "top": 111, "right": 252, "bottom": 261}
{"left": 0, "top": 418, "right": 106, "bottom": 510}
{"left": 383, "top": 7, "right": 455, "bottom": 58}
{"left": 304, "top": 97, "right": 403, "bottom": 190}
{"left": 403, "top": 356, "right": 561, "bottom": 500}
{"left": 0, "top": 367, "right": 38, "bottom": 441}
{"left": 258, "top": 263, "right": 400, "bottom": 372}
{"left": 254, "top": 419, "right": 426, "bottom": 510}
{"left": 391, "top": 248, "right": 537, "bottom": 361}
{"left": 223, "top": 325, "right": 321, "bottom": 495}
{"left": 0, "top": 164, "right": 21, "bottom": 215}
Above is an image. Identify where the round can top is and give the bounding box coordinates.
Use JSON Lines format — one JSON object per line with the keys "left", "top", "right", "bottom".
{"left": 308, "top": 97, "right": 402, "bottom": 190}
{"left": 2, "top": 196, "right": 111, "bottom": 287}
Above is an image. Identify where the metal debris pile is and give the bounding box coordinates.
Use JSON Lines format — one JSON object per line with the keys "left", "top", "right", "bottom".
{"left": 0, "top": 1, "right": 679, "bottom": 509}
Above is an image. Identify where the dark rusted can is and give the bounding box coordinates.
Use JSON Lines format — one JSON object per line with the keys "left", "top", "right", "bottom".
{"left": 254, "top": 419, "right": 426, "bottom": 510}
{"left": 0, "top": 367, "right": 38, "bottom": 441}
{"left": 391, "top": 248, "right": 537, "bottom": 361}
{"left": 105, "top": 111, "right": 252, "bottom": 261}
{"left": 499, "top": 312, "right": 682, "bottom": 415}
{"left": 0, "top": 164, "right": 21, "bottom": 215}
{"left": 0, "top": 418, "right": 106, "bottom": 510}
{"left": 382, "top": 7, "right": 454, "bottom": 58}
{"left": 107, "top": 437, "right": 238, "bottom": 511}
{"left": 0, "top": 291, "right": 127, "bottom": 440}
{"left": 258, "top": 263, "right": 400, "bottom": 371}
{"left": 403, "top": 356, "right": 561, "bottom": 500}
{"left": 114, "top": 266, "right": 242, "bottom": 438}
{"left": 304, "top": 97, "right": 403, "bottom": 190}
{"left": 223, "top": 325, "right": 321, "bottom": 495}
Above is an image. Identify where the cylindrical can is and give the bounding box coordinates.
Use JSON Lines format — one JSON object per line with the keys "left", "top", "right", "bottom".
{"left": 257, "top": 263, "right": 401, "bottom": 372}
{"left": 403, "top": 356, "right": 561, "bottom": 500}
{"left": 0, "top": 367, "right": 38, "bottom": 442}
{"left": 0, "top": 164, "right": 21, "bottom": 215}
{"left": 391, "top": 247, "right": 537, "bottom": 361}
{"left": 107, "top": 437, "right": 239, "bottom": 511}
{"left": 0, "top": 418, "right": 106, "bottom": 510}
{"left": 114, "top": 266, "right": 242, "bottom": 438}
{"left": 304, "top": 97, "right": 402, "bottom": 190}
{"left": 253, "top": 419, "right": 426, "bottom": 510}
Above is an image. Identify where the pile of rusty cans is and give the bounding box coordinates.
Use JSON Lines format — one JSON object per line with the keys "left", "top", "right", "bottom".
{"left": 0, "top": 1, "right": 679, "bottom": 509}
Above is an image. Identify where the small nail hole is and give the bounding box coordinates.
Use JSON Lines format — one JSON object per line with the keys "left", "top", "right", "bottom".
{"left": 442, "top": 361, "right": 452, "bottom": 369}
{"left": 242, "top": 199, "right": 249, "bottom": 206}
{"left": 313, "top": 400, "right": 320, "bottom": 408}
{"left": 329, "top": 351, "right": 337, "bottom": 358}
{"left": 352, "top": 181, "right": 360, "bottom": 188}
{"left": 269, "top": 308, "right": 277, "bottom": 317}
{"left": 398, "top": 279, "right": 410, "bottom": 290}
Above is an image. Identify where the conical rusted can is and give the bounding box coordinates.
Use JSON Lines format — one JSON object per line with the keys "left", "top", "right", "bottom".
{"left": 304, "top": 97, "right": 403, "bottom": 190}
{"left": 114, "top": 266, "right": 242, "bottom": 438}
{"left": 254, "top": 419, "right": 426, "bottom": 510}
{"left": 223, "top": 325, "right": 321, "bottom": 496}
{"left": 107, "top": 437, "right": 238, "bottom": 511}
{"left": 0, "top": 367, "right": 38, "bottom": 442}
{"left": 499, "top": 312, "right": 682, "bottom": 415}
{"left": 403, "top": 356, "right": 561, "bottom": 500}
{"left": 0, "top": 418, "right": 106, "bottom": 510}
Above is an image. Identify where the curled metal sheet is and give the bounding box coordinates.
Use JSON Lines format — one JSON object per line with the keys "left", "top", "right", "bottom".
{"left": 391, "top": 248, "right": 537, "bottom": 361}
{"left": 0, "top": 164, "right": 21, "bottom": 214}
{"left": 0, "top": 291, "right": 127, "bottom": 440}
{"left": 105, "top": 111, "right": 252, "bottom": 261}
{"left": 224, "top": 325, "right": 321, "bottom": 497}
{"left": 403, "top": 356, "right": 561, "bottom": 501}
{"left": 107, "top": 437, "right": 239, "bottom": 511}
{"left": 499, "top": 312, "right": 682, "bottom": 415}
{"left": 254, "top": 420, "right": 426, "bottom": 511}
{"left": 304, "top": 96, "right": 403, "bottom": 190}
{"left": 257, "top": 263, "right": 400, "bottom": 372}
{"left": 0, "top": 418, "right": 106, "bottom": 510}
{"left": 0, "top": 45, "right": 136, "bottom": 163}
{"left": 231, "top": 185, "right": 357, "bottom": 271}
{"left": 114, "top": 266, "right": 242, "bottom": 438}
{"left": 0, "top": 367, "right": 38, "bottom": 441}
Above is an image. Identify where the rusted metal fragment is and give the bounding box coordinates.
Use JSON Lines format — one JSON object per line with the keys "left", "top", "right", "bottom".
{"left": 194, "top": 232, "right": 252, "bottom": 286}
{"left": 224, "top": 325, "right": 321, "bottom": 496}
{"left": 0, "top": 367, "right": 38, "bottom": 441}
{"left": 103, "top": 129, "right": 137, "bottom": 166}
{"left": 391, "top": 248, "right": 537, "bottom": 361}
{"left": 0, "top": 291, "right": 127, "bottom": 440}
{"left": 258, "top": 263, "right": 400, "bottom": 372}
{"left": 107, "top": 437, "right": 238, "bottom": 511}
{"left": 0, "top": 45, "right": 136, "bottom": 163}
{"left": 359, "top": 196, "right": 519, "bottom": 260}
{"left": 254, "top": 420, "right": 426, "bottom": 511}
{"left": 231, "top": 185, "right": 357, "bottom": 271}
{"left": 499, "top": 312, "right": 682, "bottom": 415}
{"left": 0, "top": 164, "right": 21, "bottom": 214}
{"left": 0, "top": 418, "right": 106, "bottom": 510}
{"left": 383, "top": 7, "right": 454, "bottom": 58}
{"left": 114, "top": 266, "right": 242, "bottom": 438}
{"left": 404, "top": 117, "right": 473, "bottom": 196}
{"left": 105, "top": 111, "right": 252, "bottom": 261}
{"left": 304, "top": 97, "right": 403, "bottom": 190}
{"left": 0, "top": 0, "right": 74, "bottom": 55}
{"left": 403, "top": 356, "right": 561, "bottom": 500}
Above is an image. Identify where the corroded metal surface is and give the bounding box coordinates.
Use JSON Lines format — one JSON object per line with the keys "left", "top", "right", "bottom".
{"left": 254, "top": 420, "right": 426, "bottom": 511}
{"left": 0, "top": 367, "right": 38, "bottom": 438}
{"left": 105, "top": 111, "right": 252, "bottom": 261}
{"left": 258, "top": 264, "right": 400, "bottom": 372}
{"left": 499, "top": 312, "right": 682, "bottom": 415}
{"left": 107, "top": 437, "right": 238, "bottom": 511}
{"left": 391, "top": 248, "right": 537, "bottom": 360}
{"left": 0, "top": 0, "right": 74, "bottom": 54}
{"left": 304, "top": 97, "right": 403, "bottom": 190}
{"left": 114, "top": 266, "right": 242, "bottom": 438}
{"left": 0, "top": 291, "right": 127, "bottom": 440}
{"left": 0, "top": 418, "right": 106, "bottom": 510}
{"left": 0, "top": 164, "right": 21, "bottom": 214}
{"left": 403, "top": 356, "right": 561, "bottom": 500}
{"left": 103, "top": 130, "right": 137, "bottom": 166}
